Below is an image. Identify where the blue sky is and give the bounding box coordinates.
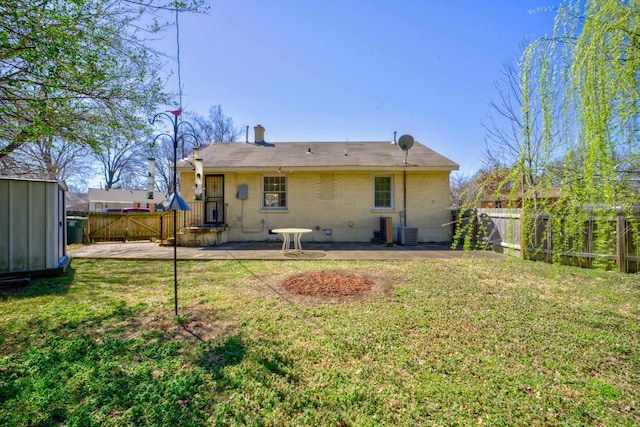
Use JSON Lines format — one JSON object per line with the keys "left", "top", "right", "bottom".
{"left": 156, "top": 1, "right": 559, "bottom": 177}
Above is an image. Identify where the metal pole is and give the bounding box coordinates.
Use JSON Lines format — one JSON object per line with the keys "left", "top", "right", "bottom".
{"left": 150, "top": 110, "right": 195, "bottom": 318}
{"left": 173, "top": 114, "right": 178, "bottom": 316}
{"left": 174, "top": 210, "right": 177, "bottom": 315}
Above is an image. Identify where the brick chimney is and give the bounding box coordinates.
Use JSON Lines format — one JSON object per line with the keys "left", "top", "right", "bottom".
{"left": 254, "top": 124, "right": 265, "bottom": 144}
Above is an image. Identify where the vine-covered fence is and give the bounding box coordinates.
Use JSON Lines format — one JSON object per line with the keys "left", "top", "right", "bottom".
{"left": 455, "top": 208, "right": 639, "bottom": 273}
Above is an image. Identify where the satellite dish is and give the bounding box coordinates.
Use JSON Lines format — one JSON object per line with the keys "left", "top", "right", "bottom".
{"left": 398, "top": 134, "right": 414, "bottom": 151}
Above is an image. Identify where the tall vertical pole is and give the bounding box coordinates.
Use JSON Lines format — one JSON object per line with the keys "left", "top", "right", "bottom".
{"left": 150, "top": 109, "right": 192, "bottom": 318}
{"left": 174, "top": 6, "right": 181, "bottom": 316}
{"left": 173, "top": 114, "right": 178, "bottom": 316}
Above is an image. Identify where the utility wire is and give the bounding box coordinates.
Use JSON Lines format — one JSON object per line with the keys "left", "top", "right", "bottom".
{"left": 175, "top": 7, "right": 183, "bottom": 109}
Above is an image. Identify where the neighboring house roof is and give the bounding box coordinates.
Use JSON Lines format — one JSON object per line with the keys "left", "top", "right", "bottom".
{"left": 177, "top": 141, "right": 459, "bottom": 172}
{"left": 88, "top": 188, "right": 165, "bottom": 204}
{"left": 66, "top": 192, "right": 89, "bottom": 210}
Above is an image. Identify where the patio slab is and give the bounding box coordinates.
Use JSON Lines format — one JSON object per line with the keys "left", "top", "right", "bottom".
{"left": 69, "top": 241, "right": 507, "bottom": 261}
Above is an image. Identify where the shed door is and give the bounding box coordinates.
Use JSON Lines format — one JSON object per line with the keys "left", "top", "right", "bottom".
{"left": 58, "top": 185, "right": 66, "bottom": 258}
{"left": 205, "top": 175, "right": 224, "bottom": 224}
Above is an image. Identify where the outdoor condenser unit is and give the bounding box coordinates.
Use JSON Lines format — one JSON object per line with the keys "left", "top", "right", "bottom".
{"left": 396, "top": 226, "right": 418, "bottom": 246}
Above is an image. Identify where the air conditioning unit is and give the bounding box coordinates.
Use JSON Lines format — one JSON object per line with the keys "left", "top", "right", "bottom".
{"left": 396, "top": 226, "right": 418, "bottom": 246}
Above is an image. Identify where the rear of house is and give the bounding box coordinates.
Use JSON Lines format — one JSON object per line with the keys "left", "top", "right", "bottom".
{"left": 176, "top": 127, "right": 459, "bottom": 244}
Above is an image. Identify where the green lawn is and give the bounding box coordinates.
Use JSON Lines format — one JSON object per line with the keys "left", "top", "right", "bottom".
{"left": 1, "top": 257, "right": 638, "bottom": 426}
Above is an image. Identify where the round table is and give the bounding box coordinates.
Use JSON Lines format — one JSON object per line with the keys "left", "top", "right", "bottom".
{"left": 271, "top": 228, "right": 313, "bottom": 253}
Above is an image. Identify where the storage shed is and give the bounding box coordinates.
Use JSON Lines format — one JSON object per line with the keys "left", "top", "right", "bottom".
{"left": 0, "top": 177, "right": 70, "bottom": 279}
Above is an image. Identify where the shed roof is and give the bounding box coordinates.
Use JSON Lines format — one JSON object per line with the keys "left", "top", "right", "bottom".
{"left": 0, "top": 176, "right": 68, "bottom": 191}
{"left": 177, "top": 141, "right": 458, "bottom": 172}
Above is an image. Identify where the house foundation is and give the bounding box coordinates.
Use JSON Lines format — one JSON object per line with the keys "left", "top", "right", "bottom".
{"left": 177, "top": 226, "right": 229, "bottom": 247}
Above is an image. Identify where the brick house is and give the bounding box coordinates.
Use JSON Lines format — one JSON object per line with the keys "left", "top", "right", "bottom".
{"left": 176, "top": 126, "right": 458, "bottom": 244}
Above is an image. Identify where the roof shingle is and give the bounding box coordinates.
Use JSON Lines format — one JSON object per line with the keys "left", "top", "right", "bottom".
{"left": 178, "top": 141, "right": 458, "bottom": 172}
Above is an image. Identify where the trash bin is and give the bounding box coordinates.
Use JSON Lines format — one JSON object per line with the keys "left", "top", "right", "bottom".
{"left": 67, "top": 216, "right": 88, "bottom": 244}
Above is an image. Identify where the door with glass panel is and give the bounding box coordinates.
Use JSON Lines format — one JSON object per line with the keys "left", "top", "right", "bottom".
{"left": 204, "top": 175, "right": 224, "bottom": 224}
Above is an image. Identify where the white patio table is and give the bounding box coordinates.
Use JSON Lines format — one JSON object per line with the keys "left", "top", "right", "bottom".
{"left": 271, "top": 228, "right": 313, "bottom": 253}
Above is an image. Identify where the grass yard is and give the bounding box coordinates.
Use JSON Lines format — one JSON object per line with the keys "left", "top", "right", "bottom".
{"left": 0, "top": 256, "right": 638, "bottom": 426}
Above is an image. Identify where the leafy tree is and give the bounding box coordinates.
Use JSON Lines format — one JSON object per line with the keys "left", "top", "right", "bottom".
{"left": 2, "top": 0, "right": 161, "bottom": 157}
{"left": 519, "top": 0, "right": 640, "bottom": 264}
{"left": 460, "top": 0, "right": 640, "bottom": 268}
{"left": 0, "top": 0, "right": 207, "bottom": 183}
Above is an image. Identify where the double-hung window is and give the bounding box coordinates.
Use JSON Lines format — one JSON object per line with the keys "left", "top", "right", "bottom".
{"left": 262, "top": 175, "right": 287, "bottom": 209}
{"left": 373, "top": 176, "right": 393, "bottom": 209}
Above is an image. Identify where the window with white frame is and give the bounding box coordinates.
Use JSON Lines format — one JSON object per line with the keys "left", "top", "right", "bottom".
{"left": 262, "top": 175, "right": 287, "bottom": 209}
{"left": 373, "top": 175, "right": 393, "bottom": 209}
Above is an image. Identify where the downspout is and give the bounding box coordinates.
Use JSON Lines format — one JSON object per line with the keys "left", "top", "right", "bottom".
{"left": 403, "top": 168, "right": 407, "bottom": 227}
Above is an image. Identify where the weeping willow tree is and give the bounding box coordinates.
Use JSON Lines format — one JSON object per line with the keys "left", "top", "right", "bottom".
{"left": 517, "top": 0, "right": 640, "bottom": 269}
{"left": 457, "top": 0, "right": 639, "bottom": 270}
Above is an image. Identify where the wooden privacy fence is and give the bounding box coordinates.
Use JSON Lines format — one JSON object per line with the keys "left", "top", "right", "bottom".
{"left": 454, "top": 208, "right": 639, "bottom": 273}
{"left": 77, "top": 212, "right": 171, "bottom": 242}
{"left": 68, "top": 202, "right": 207, "bottom": 243}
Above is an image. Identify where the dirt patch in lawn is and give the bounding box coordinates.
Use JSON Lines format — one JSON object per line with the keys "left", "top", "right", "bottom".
{"left": 246, "top": 269, "right": 406, "bottom": 307}
{"left": 104, "top": 306, "right": 237, "bottom": 344}
{"left": 283, "top": 271, "right": 374, "bottom": 297}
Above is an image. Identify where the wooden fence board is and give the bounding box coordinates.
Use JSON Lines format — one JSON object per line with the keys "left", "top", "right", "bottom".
{"left": 65, "top": 210, "right": 190, "bottom": 243}
{"left": 474, "top": 208, "right": 638, "bottom": 273}
{"left": 79, "top": 212, "right": 170, "bottom": 242}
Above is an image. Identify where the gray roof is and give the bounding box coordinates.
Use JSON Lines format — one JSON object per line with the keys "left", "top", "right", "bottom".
{"left": 178, "top": 141, "right": 459, "bottom": 172}
{"left": 66, "top": 192, "right": 88, "bottom": 204}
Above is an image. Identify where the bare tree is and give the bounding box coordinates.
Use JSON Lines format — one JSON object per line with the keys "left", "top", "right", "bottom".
{"left": 145, "top": 105, "right": 241, "bottom": 196}
{"left": 147, "top": 134, "right": 176, "bottom": 196}
{"left": 0, "top": 136, "right": 95, "bottom": 187}
{"left": 482, "top": 56, "right": 551, "bottom": 175}
{"left": 208, "top": 105, "right": 242, "bottom": 143}
{"left": 94, "top": 134, "right": 147, "bottom": 190}
{"left": 480, "top": 50, "right": 566, "bottom": 211}
{"left": 187, "top": 105, "right": 242, "bottom": 146}
{"left": 450, "top": 173, "right": 476, "bottom": 209}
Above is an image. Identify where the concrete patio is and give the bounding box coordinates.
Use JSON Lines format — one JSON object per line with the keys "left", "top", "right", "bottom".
{"left": 69, "top": 241, "right": 506, "bottom": 261}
